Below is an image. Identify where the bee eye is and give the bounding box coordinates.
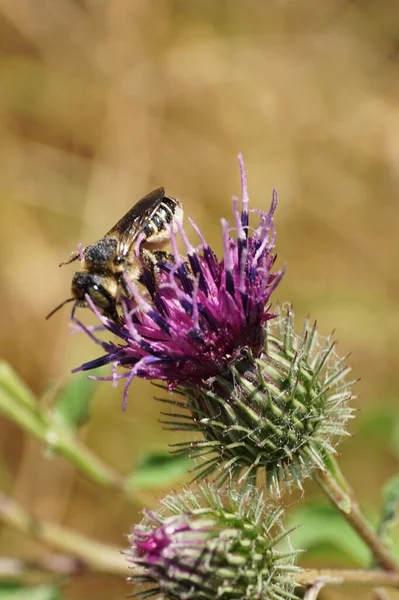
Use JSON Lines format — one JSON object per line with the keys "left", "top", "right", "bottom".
{"left": 89, "top": 284, "right": 112, "bottom": 309}
{"left": 114, "top": 256, "right": 125, "bottom": 265}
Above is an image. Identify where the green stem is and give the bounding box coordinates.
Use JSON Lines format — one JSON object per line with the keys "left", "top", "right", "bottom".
{"left": 0, "top": 556, "right": 114, "bottom": 581}
{"left": 373, "top": 588, "right": 392, "bottom": 600}
{"left": 314, "top": 461, "right": 398, "bottom": 572}
{"left": 303, "top": 581, "right": 325, "bottom": 600}
{"left": 1, "top": 492, "right": 398, "bottom": 592}
{"left": 298, "top": 568, "right": 399, "bottom": 588}
{"left": 0, "top": 492, "right": 127, "bottom": 575}
{"left": 0, "top": 363, "right": 146, "bottom": 502}
{"left": 1, "top": 384, "right": 128, "bottom": 490}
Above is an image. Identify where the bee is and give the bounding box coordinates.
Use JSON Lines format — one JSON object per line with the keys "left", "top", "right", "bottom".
{"left": 46, "top": 187, "right": 183, "bottom": 321}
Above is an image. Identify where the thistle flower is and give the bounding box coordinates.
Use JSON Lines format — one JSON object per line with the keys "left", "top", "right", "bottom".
{"left": 166, "top": 308, "right": 356, "bottom": 492}
{"left": 74, "top": 155, "right": 284, "bottom": 409}
{"left": 127, "top": 483, "right": 299, "bottom": 600}
{"left": 73, "top": 157, "right": 355, "bottom": 492}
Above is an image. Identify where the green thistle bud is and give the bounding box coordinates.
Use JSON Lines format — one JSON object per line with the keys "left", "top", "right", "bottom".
{"left": 127, "top": 484, "right": 299, "bottom": 599}
{"left": 162, "top": 307, "right": 356, "bottom": 493}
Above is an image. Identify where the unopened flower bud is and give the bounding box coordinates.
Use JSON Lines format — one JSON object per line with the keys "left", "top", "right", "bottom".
{"left": 127, "top": 484, "right": 299, "bottom": 599}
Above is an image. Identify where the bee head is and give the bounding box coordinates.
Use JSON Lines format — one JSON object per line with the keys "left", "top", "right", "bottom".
{"left": 69, "top": 271, "right": 120, "bottom": 322}
{"left": 46, "top": 273, "right": 119, "bottom": 320}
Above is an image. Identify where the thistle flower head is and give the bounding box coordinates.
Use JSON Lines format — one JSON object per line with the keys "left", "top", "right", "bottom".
{"left": 127, "top": 483, "right": 299, "bottom": 600}
{"left": 74, "top": 155, "right": 283, "bottom": 409}
{"left": 165, "top": 308, "right": 356, "bottom": 493}
{"left": 72, "top": 157, "right": 356, "bottom": 493}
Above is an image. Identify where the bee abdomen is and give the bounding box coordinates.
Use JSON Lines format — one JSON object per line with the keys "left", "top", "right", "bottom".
{"left": 140, "top": 195, "right": 183, "bottom": 247}
{"left": 146, "top": 198, "right": 181, "bottom": 236}
{"left": 144, "top": 214, "right": 166, "bottom": 237}
{"left": 151, "top": 213, "right": 165, "bottom": 231}
{"left": 159, "top": 198, "right": 179, "bottom": 223}
{"left": 143, "top": 222, "right": 156, "bottom": 237}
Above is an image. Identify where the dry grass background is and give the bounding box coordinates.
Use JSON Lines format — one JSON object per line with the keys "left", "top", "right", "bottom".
{"left": 0, "top": 1, "right": 399, "bottom": 599}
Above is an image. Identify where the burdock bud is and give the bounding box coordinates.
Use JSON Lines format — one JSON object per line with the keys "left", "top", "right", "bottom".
{"left": 127, "top": 483, "right": 299, "bottom": 600}
{"left": 164, "top": 307, "right": 356, "bottom": 493}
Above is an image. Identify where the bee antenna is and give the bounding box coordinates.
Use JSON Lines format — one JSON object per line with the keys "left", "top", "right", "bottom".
{"left": 46, "top": 298, "right": 75, "bottom": 320}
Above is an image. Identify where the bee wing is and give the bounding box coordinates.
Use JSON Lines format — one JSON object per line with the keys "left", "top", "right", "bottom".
{"left": 105, "top": 187, "right": 166, "bottom": 257}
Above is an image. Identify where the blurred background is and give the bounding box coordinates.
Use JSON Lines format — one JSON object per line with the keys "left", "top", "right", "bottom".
{"left": 0, "top": 1, "right": 399, "bottom": 598}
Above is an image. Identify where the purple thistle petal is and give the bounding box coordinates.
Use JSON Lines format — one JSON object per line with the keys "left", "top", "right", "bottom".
{"left": 238, "top": 152, "right": 249, "bottom": 223}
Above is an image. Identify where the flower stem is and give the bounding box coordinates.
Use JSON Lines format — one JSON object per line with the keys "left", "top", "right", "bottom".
{"left": 0, "top": 556, "right": 114, "bottom": 581}
{"left": 1, "top": 491, "right": 398, "bottom": 593}
{"left": 298, "top": 569, "right": 399, "bottom": 588}
{"left": 313, "top": 460, "right": 398, "bottom": 572}
{"left": 0, "top": 492, "right": 127, "bottom": 575}
{"left": 373, "top": 588, "right": 392, "bottom": 600}
{"left": 0, "top": 362, "right": 151, "bottom": 505}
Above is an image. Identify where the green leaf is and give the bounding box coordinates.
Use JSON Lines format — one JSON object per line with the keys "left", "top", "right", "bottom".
{"left": 52, "top": 373, "right": 98, "bottom": 429}
{"left": 127, "top": 451, "right": 192, "bottom": 489}
{"left": 0, "top": 362, "right": 37, "bottom": 410}
{"left": 362, "top": 411, "right": 395, "bottom": 438}
{"left": 390, "top": 420, "right": 399, "bottom": 460}
{"left": 286, "top": 502, "right": 370, "bottom": 566}
{"left": 0, "top": 584, "right": 63, "bottom": 600}
{"left": 378, "top": 473, "right": 399, "bottom": 540}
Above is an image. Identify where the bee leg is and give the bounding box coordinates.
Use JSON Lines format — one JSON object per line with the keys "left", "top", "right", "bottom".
{"left": 153, "top": 250, "right": 192, "bottom": 280}
{"left": 153, "top": 250, "right": 175, "bottom": 271}
{"left": 104, "top": 301, "right": 121, "bottom": 325}
{"left": 138, "top": 250, "right": 177, "bottom": 316}
{"left": 137, "top": 249, "right": 164, "bottom": 300}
